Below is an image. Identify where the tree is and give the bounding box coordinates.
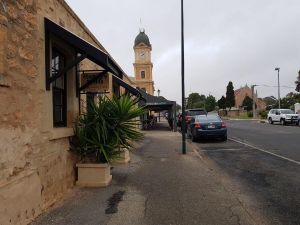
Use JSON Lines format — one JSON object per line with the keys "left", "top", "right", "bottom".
{"left": 274, "top": 92, "right": 300, "bottom": 109}
{"left": 226, "top": 81, "right": 235, "bottom": 109}
{"left": 242, "top": 95, "right": 254, "bottom": 111}
{"left": 295, "top": 70, "right": 300, "bottom": 92}
{"left": 217, "top": 96, "right": 226, "bottom": 109}
{"left": 186, "top": 93, "right": 206, "bottom": 109}
{"left": 205, "top": 95, "right": 216, "bottom": 112}
{"left": 176, "top": 104, "right": 182, "bottom": 112}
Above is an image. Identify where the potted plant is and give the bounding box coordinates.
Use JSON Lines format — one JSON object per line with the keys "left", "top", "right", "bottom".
{"left": 70, "top": 95, "right": 145, "bottom": 187}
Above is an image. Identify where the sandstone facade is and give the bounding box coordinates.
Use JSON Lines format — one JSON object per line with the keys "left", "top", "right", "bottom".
{"left": 0, "top": 1, "right": 126, "bottom": 224}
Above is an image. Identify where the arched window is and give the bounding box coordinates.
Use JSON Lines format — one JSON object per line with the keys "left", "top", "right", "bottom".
{"left": 141, "top": 71, "right": 145, "bottom": 79}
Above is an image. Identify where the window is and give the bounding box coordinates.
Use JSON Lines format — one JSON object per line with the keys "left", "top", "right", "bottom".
{"left": 52, "top": 48, "right": 67, "bottom": 127}
{"left": 86, "top": 93, "right": 95, "bottom": 115}
{"left": 141, "top": 71, "right": 145, "bottom": 79}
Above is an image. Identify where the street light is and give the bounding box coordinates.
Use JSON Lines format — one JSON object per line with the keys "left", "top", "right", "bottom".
{"left": 157, "top": 89, "right": 161, "bottom": 122}
{"left": 181, "top": 0, "right": 186, "bottom": 154}
{"left": 275, "top": 67, "right": 281, "bottom": 109}
{"left": 251, "top": 85, "right": 258, "bottom": 118}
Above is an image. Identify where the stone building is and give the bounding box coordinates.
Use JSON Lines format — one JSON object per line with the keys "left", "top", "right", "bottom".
{"left": 0, "top": 1, "right": 140, "bottom": 224}
{"left": 131, "top": 29, "right": 155, "bottom": 95}
{"left": 234, "top": 85, "right": 266, "bottom": 111}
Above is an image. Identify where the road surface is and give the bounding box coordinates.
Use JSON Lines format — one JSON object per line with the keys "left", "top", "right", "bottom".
{"left": 192, "top": 120, "right": 300, "bottom": 225}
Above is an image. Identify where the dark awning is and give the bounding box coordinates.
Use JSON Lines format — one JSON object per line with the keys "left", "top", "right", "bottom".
{"left": 112, "top": 75, "right": 144, "bottom": 100}
{"left": 44, "top": 18, "right": 123, "bottom": 77}
{"left": 138, "top": 89, "right": 174, "bottom": 111}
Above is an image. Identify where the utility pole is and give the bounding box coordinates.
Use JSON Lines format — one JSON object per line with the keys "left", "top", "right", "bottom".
{"left": 275, "top": 67, "right": 281, "bottom": 109}
{"left": 181, "top": 0, "right": 186, "bottom": 154}
{"left": 157, "top": 89, "right": 161, "bottom": 122}
{"left": 251, "top": 85, "right": 258, "bottom": 118}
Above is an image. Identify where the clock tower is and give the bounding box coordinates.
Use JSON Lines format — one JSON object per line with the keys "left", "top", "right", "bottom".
{"left": 133, "top": 29, "right": 154, "bottom": 95}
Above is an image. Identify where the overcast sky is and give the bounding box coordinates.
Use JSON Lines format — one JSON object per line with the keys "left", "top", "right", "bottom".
{"left": 66, "top": 0, "right": 300, "bottom": 103}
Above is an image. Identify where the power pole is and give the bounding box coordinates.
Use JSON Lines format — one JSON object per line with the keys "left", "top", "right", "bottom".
{"left": 275, "top": 68, "right": 281, "bottom": 109}
{"left": 251, "top": 85, "right": 257, "bottom": 118}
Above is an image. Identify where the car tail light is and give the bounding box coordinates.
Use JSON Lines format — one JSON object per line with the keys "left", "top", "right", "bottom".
{"left": 194, "top": 123, "right": 201, "bottom": 128}
{"left": 221, "top": 121, "right": 226, "bottom": 128}
{"left": 186, "top": 116, "right": 192, "bottom": 122}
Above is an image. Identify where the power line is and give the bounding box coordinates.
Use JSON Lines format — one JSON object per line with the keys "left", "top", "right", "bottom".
{"left": 256, "top": 84, "right": 295, "bottom": 89}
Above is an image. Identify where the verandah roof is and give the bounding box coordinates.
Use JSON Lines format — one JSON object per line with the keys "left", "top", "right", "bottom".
{"left": 44, "top": 18, "right": 142, "bottom": 99}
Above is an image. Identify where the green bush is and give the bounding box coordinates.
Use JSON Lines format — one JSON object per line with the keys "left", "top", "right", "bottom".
{"left": 259, "top": 111, "right": 268, "bottom": 119}
{"left": 70, "top": 95, "right": 146, "bottom": 163}
{"left": 247, "top": 111, "right": 253, "bottom": 118}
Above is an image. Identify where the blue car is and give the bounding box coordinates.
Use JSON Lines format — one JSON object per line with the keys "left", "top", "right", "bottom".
{"left": 187, "top": 114, "right": 227, "bottom": 142}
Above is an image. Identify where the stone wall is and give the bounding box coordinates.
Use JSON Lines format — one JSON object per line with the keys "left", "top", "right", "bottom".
{"left": 0, "top": 1, "right": 113, "bottom": 224}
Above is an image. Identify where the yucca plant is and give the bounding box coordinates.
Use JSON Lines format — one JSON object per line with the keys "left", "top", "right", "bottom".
{"left": 70, "top": 95, "right": 146, "bottom": 163}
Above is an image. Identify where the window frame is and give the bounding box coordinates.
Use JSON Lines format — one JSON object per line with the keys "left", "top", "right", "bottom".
{"left": 141, "top": 70, "right": 145, "bottom": 79}
{"left": 51, "top": 48, "right": 67, "bottom": 127}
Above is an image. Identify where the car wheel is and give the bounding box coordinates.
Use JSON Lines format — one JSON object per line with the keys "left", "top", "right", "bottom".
{"left": 280, "top": 118, "right": 285, "bottom": 126}
{"left": 268, "top": 117, "right": 273, "bottom": 124}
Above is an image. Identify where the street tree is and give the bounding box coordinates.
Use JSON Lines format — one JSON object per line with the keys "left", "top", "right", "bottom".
{"left": 226, "top": 81, "right": 235, "bottom": 109}
{"left": 187, "top": 93, "right": 206, "bottom": 109}
{"left": 274, "top": 92, "right": 300, "bottom": 109}
{"left": 217, "top": 96, "right": 226, "bottom": 109}
{"left": 242, "top": 95, "right": 254, "bottom": 111}
{"left": 295, "top": 70, "right": 300, "bottom": 92}
{"left": 205, "top": 95, "right": 216, "bottom": 112}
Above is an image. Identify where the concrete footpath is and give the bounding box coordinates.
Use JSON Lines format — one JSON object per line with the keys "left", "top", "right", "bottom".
{"left": 31, "top": 122, "right": 258, "bottom": 225}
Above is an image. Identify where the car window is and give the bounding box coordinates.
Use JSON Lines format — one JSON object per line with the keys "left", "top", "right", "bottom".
{"left": 195, "top": 115, "right": 221, "bottom": 123}
{"left": 188, "top": 110, "right": 207, "bottom": 116}
{"left": 280, "top": 109, "right": 294, "bottom": 114}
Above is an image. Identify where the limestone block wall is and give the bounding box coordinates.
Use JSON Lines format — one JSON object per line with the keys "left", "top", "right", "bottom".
{"left": 0, "top": 0, "right": 113, "bottom": 224}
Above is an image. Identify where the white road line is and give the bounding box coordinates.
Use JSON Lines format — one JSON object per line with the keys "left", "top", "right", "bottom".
{"left": 201, "top": 148, "right": 243, "bottom": 152}
{"left": 229, "top": 137, "right": 300, "bottom": 166}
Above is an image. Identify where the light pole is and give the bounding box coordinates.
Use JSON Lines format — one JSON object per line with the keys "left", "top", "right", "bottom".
{"left": 157, "top": 89, "right": 161, "bottom": 122}
{"left": 275, "top": 67, "right": 281, "bottom": 109}
{"left": 181, "top": 0, "right": 186, "bottom": 154}
{"left": 251, "top": 85, "right": 258, "bottom": 118}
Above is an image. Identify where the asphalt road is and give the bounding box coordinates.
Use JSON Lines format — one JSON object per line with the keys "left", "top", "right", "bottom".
{"left": 192, "top": 120, "right": 300, "bottom": 225}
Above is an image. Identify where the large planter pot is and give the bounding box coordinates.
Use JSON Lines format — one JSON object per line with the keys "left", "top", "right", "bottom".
{"left": 112, "top": 149, "right": 130, "bottom": 164}
{"left": 76, "top": 163, "right": 112, "bottom": 187}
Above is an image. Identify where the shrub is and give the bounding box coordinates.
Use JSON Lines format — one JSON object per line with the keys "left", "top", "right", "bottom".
{"left": 247, "top": 111, "right": 253, "bottom": 118}
{"left": 259, "top": 111, "right": 268, "bottom": 119}
{"left": 70, "top": 95, "right": 146, "bottom": 163}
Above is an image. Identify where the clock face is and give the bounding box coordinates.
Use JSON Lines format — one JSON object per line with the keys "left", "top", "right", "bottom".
{"left": 140, "top": 51, "right": 145, "bottom": 59}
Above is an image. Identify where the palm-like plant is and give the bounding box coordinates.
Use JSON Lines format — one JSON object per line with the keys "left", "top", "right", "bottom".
{"left": 70, "top": 95, "right": 146, "bottom": 163}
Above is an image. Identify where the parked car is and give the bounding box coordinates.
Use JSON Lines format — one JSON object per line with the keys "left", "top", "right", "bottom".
{"left": 187, "top": 114, "right": 227, "bottom": 142}
{"left": 267, "top": 109, "right": 299, "bottom": 125}
{"left": 179, "top": 108, "right": 207, "bottom": 131}
{"left": 297, "top": 117, "right": 300, "bottom": 126}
